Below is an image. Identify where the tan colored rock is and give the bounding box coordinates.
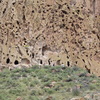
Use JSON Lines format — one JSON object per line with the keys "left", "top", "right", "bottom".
{"left": 84, "top": 94, "right": 91, "bottom": 100}
{"left": 84, "top": 93, "right": 100, "bottom": 100}
{"left": 0, "top": 0, "right": 100, "bottom": 76}
{"left": 46, "top": 0, "right": 55, "bottom": 5}
{"left": 92, "top": 93, "right": 100, "bottom": 100}
{"left": 70, "top": 97, "right": 85, "bottom": 100}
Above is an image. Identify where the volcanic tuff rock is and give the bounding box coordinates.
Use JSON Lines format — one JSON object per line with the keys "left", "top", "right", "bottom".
{"left": 0, "top": 0, "right": 100, "bottom": 76}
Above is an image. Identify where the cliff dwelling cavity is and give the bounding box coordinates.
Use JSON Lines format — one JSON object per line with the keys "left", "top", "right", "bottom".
{"left": 6, "top": 58, "right": 10, "bottom": 64}
{"left": 14, "top": 60, "right": 19, "bottom": 65}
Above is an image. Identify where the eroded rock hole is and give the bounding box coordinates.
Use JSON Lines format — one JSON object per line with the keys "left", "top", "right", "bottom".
{"left": 48, "top": 59, "right": 51, "bottom": 65}
{"left": 32, "top": 10, "right": 34, "bottom": 13}
{"left": 53, "top": 64, "right": 55, "bottom": 66}
{"left": 56, "top": 60, "right": 60, "bottom": 65}
{"left": 16, "top": 20, "right": 19, "bottom": 25}
{"left": 82, "top": 59, "right": 85, "bottom": 63}
{"left": 85, "top": 66, "right": 90, "bottom": 73}
{"left": 3, "top": 8, "right": 6, "bottom": 14}
{"left": 76, "top": 10, "right": 80, "bottom": 14}
{"left": 67, "top": 61, "right": 70, "bottom": 66}
{"left": 75, "top": 61, "right": 77, "bottom": 64}
{"left": 6, "top": 58, "right": 10, "bottom": 64}
{"left": 0, "top": 0, "right": 2, "bottom": 3}
{"left": 60, "top": 24, "right": 65, "bottom": 28}
{"left": 32, "top": 53, "right": 34, "bottom": 58}
{"left": 40, "top": 60, "right": 43, "bottom": 64}
{"left": 42, "top": 45, "right": 50, "bottom": 55}
{"left": 23, "top": 15, "right": 26, "bottom": 22}
{"left": 14, "top": 60, "right": 19, "bottom": 65}
{"left": 62, "top": 10, "right": 68, "bottom": 14}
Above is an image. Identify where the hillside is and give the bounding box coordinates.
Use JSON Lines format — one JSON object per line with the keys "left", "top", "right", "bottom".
{"left": 0, "top": 66, "right": 100, "bottom": 100}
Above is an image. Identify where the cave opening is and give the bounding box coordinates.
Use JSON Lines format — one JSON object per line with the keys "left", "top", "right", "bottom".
{"left": 40, "top": 60, "right": 43, "bottom": 64}
{"left": 67, "top": 61, "right": 70, "bottom": 67}
{"left": 14, "top": 60, "right": 19, "bottom": 65}
{"left": 48, "top": 59, "right": 51, "bottom": 65}
{"left": 56, "top": 60, "right": 60, "bottom": 65}
{"left": 6, "top": 58, "right": 10, "bottom": 64}
{"left": 32, "top": 53, "right": 34, "bottom": 58}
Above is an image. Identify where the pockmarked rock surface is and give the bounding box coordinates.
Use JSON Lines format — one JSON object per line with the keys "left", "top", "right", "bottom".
{"left": 0, "top": 0, "right": 100, "bottom": 76}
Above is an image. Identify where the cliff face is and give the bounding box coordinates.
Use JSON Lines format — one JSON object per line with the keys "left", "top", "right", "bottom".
{"left": 0, "top": 0, "right": 100, "bottom": 76}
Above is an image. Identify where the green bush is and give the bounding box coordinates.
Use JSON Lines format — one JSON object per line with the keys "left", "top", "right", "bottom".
{"left": 30, "top": 79, "right": 40, "bottom": 87}
{"left": 29, "top": 96, "right": 39, "bottom": 100}
{"left": 44, "top": 88, "right": 54, "bottom": 94}
{"left": 30, "top": 90, "right": 37, "bottom": 95}
{"left": 72, "top": 88, "right": 80, "bottom": 96}
{"left": 9, "top": 88, "right": 23, "bottom": 96}
{"left": 89, "top": 84, "right": 96, "bottom": 90}
{"left": 0, "top": 65, "right": 100, "bottom": 100}
{"left": 0, "top": 92, "right": 8, "bottom": 100}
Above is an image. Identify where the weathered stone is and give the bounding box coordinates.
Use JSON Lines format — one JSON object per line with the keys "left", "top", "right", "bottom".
{"left": 92, "top": 93, "right": 100, "bottom": 100}
{"left": 70, "top": 97, "right": 85, "bottom": 100}
{"left": 84, "top": 93, "right": 100, "bottom": 100}
{"left": 0, "top": 0, "right": 100, "bottom": 76}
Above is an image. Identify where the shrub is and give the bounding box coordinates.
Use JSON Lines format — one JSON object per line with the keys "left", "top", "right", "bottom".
{"left": 42, "top": 77, "right": 50, "bottom": 82}
{"left": 30, "top": 90, "right": 37, "bottom": 95}
{"left": 0, "top": 65, "right": 100, "bottom": 100}
{"left": 89, "top": 84, "right": 96, "bottom": 90}
{"left": 44, "top": 88, "right": 54, "bottom": 94}
{"left": 11, "top": 73, "right": 21, "bottom": 80}
{"left": 79, "top": 72, "right": 88, "bottom": 77}
{"left": 72, "top": 87, "right": 80, "bottom": 96}
{"left": 9, "top": 88, "right": 24, "bottom": 96}
{"left": 30, "top": 79, "right": 39, "bottom": 87}
{"left": 0, "top": 92, "right": 8, "bottom": 100}
{"left": 28, "top": 95, "right": 40, "bottom": 100}
{"left": 72, "top": 66, "right": 79, "bottom": 71}
{"left": 31, "top": 65, "right": 39, "bottom": 69}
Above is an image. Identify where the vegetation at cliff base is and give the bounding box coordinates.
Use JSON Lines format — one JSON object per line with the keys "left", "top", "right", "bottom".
{"left": 0, "top": 66, "right": 100, "bottom": 100}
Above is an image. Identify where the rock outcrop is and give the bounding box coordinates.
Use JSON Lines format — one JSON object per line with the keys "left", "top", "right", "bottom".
{"left": 0, "top": 0, "right": 100, "bottom": 76}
